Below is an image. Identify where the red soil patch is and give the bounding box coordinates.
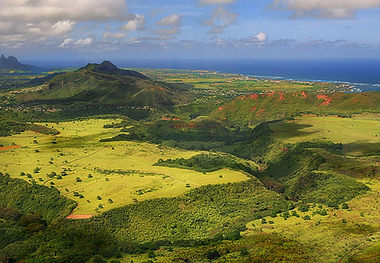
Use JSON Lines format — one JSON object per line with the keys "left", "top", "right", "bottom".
{"left": 0, "top": 145, "right": 22, "bottom": 151}
{"left": 217, "top": 106, "right": 224, "bottom": 111}
{"left": 251, "top": 106, "right": 257, "bottom": 112}
{"left": 317, "top": 95, "right": 333, "bottom": 106}
{"left": 256, "top": 108, "right": 266, "bottom": 117}
{"left": 301, "top": 91, "right": 307, "bottom": 98}
{"left": 250, "top": 94, "right": 259, "bottom": 99}
{"left": 280, "top": 147, "right": 288, "bottom": 152}
{"left": 267, "top": 92, "right": 276, "bottom": 96}
{"left": 66, "top": 214, "right": 93, "bottom": 220}
{"left": 278, "top": 93, "right": 285, "bottom": 101}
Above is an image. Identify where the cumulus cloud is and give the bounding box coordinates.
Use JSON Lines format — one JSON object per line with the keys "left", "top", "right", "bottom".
{"left": 203, "top": 5, "right": 237, "bottom": 34}
{"left": 271, "top": 0, "right": 380, "bottom": 18}
{"left": 156, "top": 14, "right": 181, "bottom": 27}
{"left": 153, "top": 14, "right": 181, "bottom": 38}
{"left": 0, "top": 0, "right": 136, "bottom": 46}
{"left": 0, "top": 0, "right": 128, "bottom": 23}
{"left": 242, "top": 32, "right": 268, "bottom": 44}
{"left": 59, "top": 37, "right": 93, "bottom": 48}
{"left": 122, "top": 14, "right": 145, "bottom": 31}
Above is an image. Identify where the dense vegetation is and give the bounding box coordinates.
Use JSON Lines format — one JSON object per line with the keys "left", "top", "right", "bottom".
{"left": 155, "top": 153, "right": 257, "bottom": 174}
{"left": 0, "top": 173, "right": 75, "bottom": 222}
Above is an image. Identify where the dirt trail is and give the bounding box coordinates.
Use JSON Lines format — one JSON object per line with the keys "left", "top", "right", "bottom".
{"left": 66, "top": 214, "right": 93, "bottom": 219}
{"left": 0, "top": 145, "right": 22, "bottom": 151}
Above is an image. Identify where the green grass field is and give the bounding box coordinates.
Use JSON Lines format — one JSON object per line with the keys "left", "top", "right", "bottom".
{"left": 0, "top": 119, "right": 249, "bottom": 215}
{"left": 269, "top": 114, "right": 380, "bottom": 155}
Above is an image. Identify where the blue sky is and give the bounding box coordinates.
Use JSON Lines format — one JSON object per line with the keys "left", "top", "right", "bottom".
{"left": 1, "top": 0, "right": 380, "bottom": 61}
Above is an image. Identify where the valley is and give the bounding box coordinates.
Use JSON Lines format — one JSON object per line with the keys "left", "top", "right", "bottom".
{"left": 0, "top": 64, "right": 379, "bottom": 263}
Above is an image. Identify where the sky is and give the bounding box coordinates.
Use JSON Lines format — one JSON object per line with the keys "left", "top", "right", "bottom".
{"left": 1, "top": 0, "right": 380, "bottom": 61}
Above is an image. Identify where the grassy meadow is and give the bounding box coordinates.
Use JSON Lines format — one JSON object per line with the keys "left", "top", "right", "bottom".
{"left": 244, "top": 179, "right": 380, "bottom": 262}
{"left": 0, "top": 119, "right": 249, "bottom": 215}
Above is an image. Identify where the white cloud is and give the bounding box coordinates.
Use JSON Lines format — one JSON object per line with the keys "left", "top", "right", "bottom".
{"left": 271, "top": 0, "right": 380, "bottom": 18}
{"left": 122, "top": 14, "right": 145, "bottom": 31}
{"left": 241, "top": 32, "right": 268, "bottom": 46}
{"left": 203, "top": 6, "right": 237, "bottom": 34}
{"left": 58, "top": 38, "right": 74, "bottom": 48}
{"left": 0, "top": 0, "right": 129, "bottom": 45}
{"left": 59, "top": 37, "right": 93, "bottom": 48}
{"left": 255, "top": 32, "right": 267, "bottom": 42}
{"left": 156, "top": 14, "right": 181, "bottom": 27}
{"left": 74, "top": 38, "right": 93, "bottom": 46}
{"left": 153, "top": 14, "right": 182, "bottom": 38}
{"left": 50, "top": 20, "right": 76, "bottom": 36}
{"left": 0, "top": 0, "right": 128, "bottom": 23}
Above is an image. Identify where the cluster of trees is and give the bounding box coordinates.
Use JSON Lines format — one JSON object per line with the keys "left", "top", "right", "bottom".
{"left": 155, "top": 153, "right": 257, "bottom": 175}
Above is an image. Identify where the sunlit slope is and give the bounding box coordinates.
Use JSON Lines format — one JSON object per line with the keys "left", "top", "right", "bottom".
{"left": 0, "top": 119, "right": 249, "bottom": 215}
{"left": 211, "top": 91, "right": 380, "bottom": 125}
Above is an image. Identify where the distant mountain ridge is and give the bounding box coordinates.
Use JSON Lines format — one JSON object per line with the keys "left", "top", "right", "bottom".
{"left": 0, "top": 55, "right": 34, "bottom": 70}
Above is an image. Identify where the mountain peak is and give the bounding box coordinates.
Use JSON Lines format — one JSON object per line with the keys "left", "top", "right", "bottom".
{"left": 81, "top": 61, "right": 149, "bottom": 79}
{"left": 0, "top": 54, "right": 33, "bottom": 70}
{"left": 97, "top": 61, "right": 118, "bottom": 72}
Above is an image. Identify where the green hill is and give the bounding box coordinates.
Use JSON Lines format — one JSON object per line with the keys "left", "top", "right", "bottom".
{"left": 211, "top": 91, "right": 380, "bottom": 126}
{"left": 18, "top": 61, "right": 191, "bottom": 108}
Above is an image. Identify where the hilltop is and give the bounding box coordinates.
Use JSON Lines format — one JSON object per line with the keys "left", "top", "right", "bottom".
{"left": 0, "top": 55, "right": 34, "bottom": 70}
{"left": 17, "top": 61, "right": 192, "bottom": 109}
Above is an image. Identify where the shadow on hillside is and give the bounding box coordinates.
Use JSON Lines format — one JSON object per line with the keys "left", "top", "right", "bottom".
{"left": 344, "top": 141, "right": 380, "bottom": 156}
{"left": 270, "top": 122, "right": 316, "bottom": 139}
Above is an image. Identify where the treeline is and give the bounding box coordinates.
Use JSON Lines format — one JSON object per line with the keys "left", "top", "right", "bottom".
{"left": 0, "top": 116, "right": 59, "bottom": 137}
{"left": 154, "top": 153, "right": 258, "bottom": 174}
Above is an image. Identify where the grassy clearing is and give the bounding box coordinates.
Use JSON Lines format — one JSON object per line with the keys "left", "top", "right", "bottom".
{"left": 244, "top": 179, "right": 380, "bottom": 262}
{"left": 0, "top": 119, "right": 249, "bottom": 215}
{"left": 270, "top": 114, "right": 380, "bottom": 145}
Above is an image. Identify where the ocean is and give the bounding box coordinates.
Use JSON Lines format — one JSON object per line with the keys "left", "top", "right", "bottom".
{"left": 28, "top": 58, "right": 380, "bottom": 92}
